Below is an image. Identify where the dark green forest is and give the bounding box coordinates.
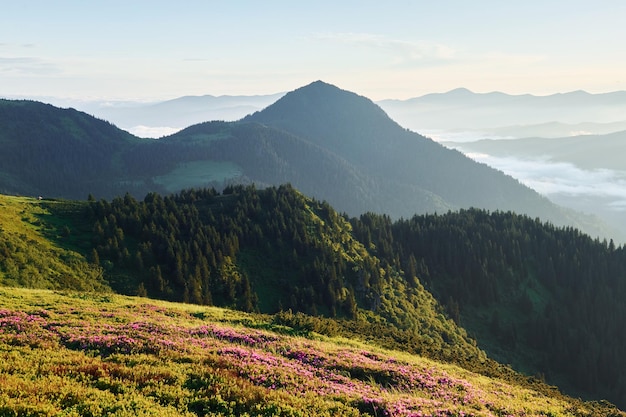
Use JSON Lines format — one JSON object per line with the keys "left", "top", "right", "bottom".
{"left": 61, "top": 184, "right": 626, "bottom": 408}
{"left": 84, "top": 185, "right": 479, "bottom": 363}
{"left": 0, "top": 99, "right": 144, "bottom": 198}
{"left": 351, "top": 209, "right": 626, "bottom": 405}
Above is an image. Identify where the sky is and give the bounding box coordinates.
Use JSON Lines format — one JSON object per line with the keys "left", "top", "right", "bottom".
{"left": 2, "top": 1, "right": 626, "bottom": 101}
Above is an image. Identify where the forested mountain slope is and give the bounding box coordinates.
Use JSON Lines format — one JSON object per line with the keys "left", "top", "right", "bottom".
{"left": 81, "top": 185, "right": 482, "bottom": 366}
{"left": 349, "top": 209, "right": 626, "bottom": 407}
{"left": 82, "top": 185, "right": 626, "bottom": 408}
{"left": 0, "top": 99, "right": 144, "bottom": 198}
{"left": 150, "top": 121, "right": 387, "bottom": 215}
{"left": 242, "top": 81, "right": 607, "bottom": 234}
{"left": 3, "top": 186, "right": 626, "bottom": 409}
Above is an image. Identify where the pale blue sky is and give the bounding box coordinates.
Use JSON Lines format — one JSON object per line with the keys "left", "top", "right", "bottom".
{"left": 2, "top": 1, "right": 626, "bottom": 100}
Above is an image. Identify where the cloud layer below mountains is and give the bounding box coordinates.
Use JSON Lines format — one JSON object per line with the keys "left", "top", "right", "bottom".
{"left": 466, "top": 152, "right": 626, "bottom": 213}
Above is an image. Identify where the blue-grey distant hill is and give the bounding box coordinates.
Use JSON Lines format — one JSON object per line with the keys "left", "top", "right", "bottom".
{"left": 35, "top": 87, "right": 626, "bottom": 140}
{"left": 79, "top": 93, "right": 285, "bottom": 136}
{"left": 444, "top": 131, "right": 626, "bottom": 242}
{"left": 445, "top": 131, "right": 626, "bottom": 172}
{"left": 378, "top": 88, "right": 626, "bottom": 139}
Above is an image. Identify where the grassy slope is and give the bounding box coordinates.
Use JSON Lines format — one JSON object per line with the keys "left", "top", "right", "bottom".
{"left": 0, "top": 195, "right": 107, "bottom": 291}
{"left": 152, "top": 161, "right": 242, "bottom": 193}
{"left": 1, "top": 287, "right": 621, "bottom": 417}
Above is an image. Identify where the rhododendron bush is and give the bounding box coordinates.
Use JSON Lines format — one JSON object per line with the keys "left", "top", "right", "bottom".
{"left": 0, "top": 288, "right": 616, "bottom": 416}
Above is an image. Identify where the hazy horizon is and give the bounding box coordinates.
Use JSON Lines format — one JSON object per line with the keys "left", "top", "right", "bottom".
{"left": 3, "top": 1, "right": 626, "bottom": 101}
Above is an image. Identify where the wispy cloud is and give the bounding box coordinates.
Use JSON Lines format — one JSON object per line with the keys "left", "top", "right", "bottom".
{"left": 315, "top": 32, "right": 456, "bottom": 66}
{"left": 0, "top": 56, "right": 60, "bottom": 75}
{"left": 0, "top": 42, "right": 36, "bottom": 49}
{"left": 126, "top": 125, "right": 181, "bottom": 138}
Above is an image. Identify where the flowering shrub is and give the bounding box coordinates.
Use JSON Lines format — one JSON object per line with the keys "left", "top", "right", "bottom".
{"left": 0, "top": 288, "right": 620, "bottom": 416}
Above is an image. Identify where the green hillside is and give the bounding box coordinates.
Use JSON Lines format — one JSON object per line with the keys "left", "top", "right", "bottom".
{"left": 154, "top": 121, "right": 387, "bottom": 216}
{"left": 349, "top": 210, "right": 626, "bottom": 406}
{"left": 3, "top": 185, "right": 626, "bottom": 409}
{"left": 55, "top": 185, "right": 484, "bottom": 367}
{"left": 3, "top": 287, "right": 620, "bottom": 417}
{"left": 0, "top": 194, "right": 107, "bottom": 291}
{"left": 0, "top": 99, "right": 149, "bottom": 198}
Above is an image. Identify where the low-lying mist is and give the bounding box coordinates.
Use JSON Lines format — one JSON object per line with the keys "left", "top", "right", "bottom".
{"left": 459, "top": 150, "right": 626, "bottom": 242}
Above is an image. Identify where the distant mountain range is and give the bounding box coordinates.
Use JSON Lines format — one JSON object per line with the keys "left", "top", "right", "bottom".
{"left": 378, "top": 88, "right": 626, "bottom": 140}
{"left": 16, "top": 87, "right": 626, "bottom": 140}
{"left": 446, "top": 131, "right": 626, "bottom": 172}
{"left": 0, "top": 82, "right": 610, "bottom": 239}
{"left": 22, "top": 93, "right": 285, "bottom": 138}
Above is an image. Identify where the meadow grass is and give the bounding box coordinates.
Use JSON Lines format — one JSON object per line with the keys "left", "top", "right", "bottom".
{"left": 0, "top": 195, "right": 106, "bottom": 291}
{"left": 153, "top": 161, "right": 242, "bottom": 193}
{"left": 0, "top": 286, "right": 617, "bottom": 417}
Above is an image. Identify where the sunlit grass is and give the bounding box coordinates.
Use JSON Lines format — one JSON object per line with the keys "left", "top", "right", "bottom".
{"left": 0, "top": 195, "right": 106, "bottom": 291}
{"left": 0, "top": 287, "right": 617, "bottom": 417}
{"left": 0, "top": 195, "right": 48, "bottom": 237}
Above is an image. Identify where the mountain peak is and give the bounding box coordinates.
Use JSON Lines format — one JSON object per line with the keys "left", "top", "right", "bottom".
{"left": 445, "top": 87, "right": 475, "bottom": 96}
{"left": 304, "top": 79, "right": 334, "bottom": 88}
{"left": 276, "top": 80, "right": 357, "bottom": 104}
{"left": 242, "top": 81, "right": 407, "bottom": 163}
{"left": 244, "top": 80, "right": 395, "bottom": 131}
